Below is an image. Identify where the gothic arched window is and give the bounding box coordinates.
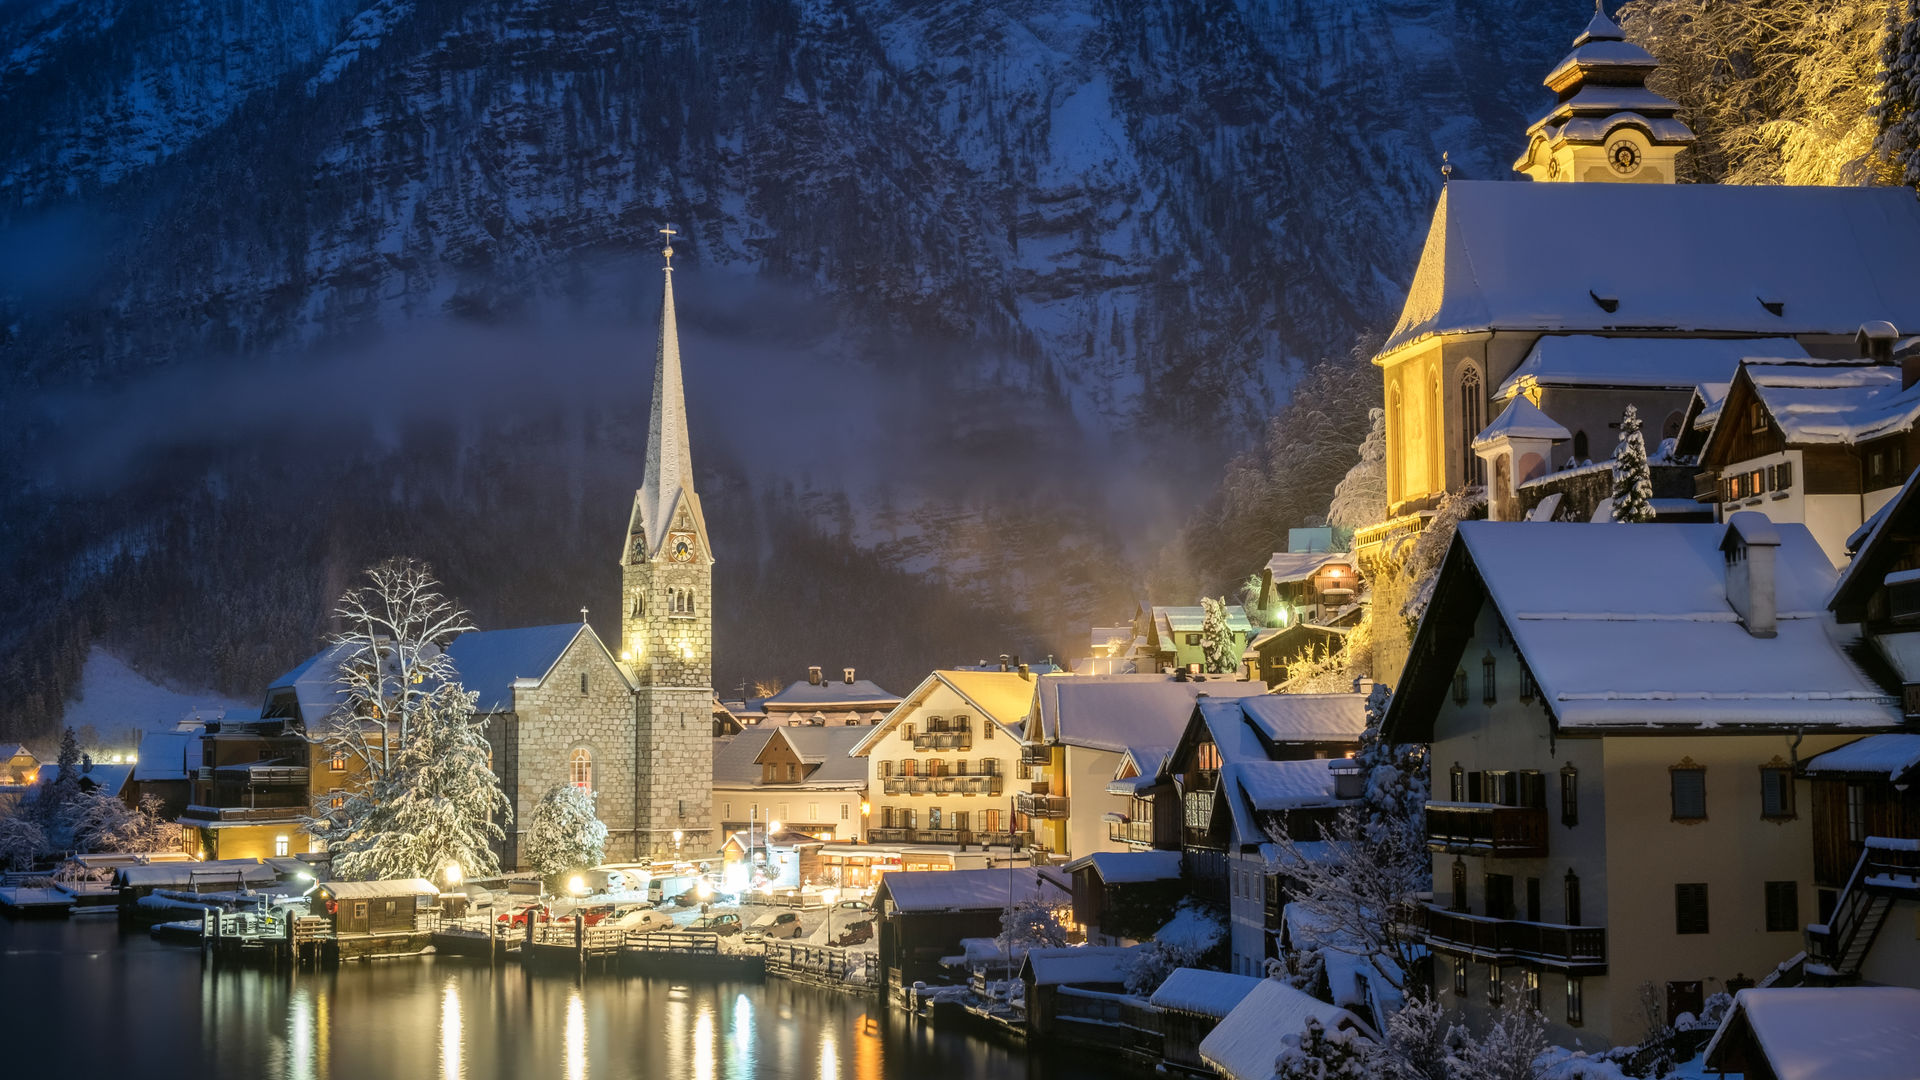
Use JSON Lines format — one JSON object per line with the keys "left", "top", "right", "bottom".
{"left": 1461, "top": 367, "right": 1485, "bottom": 486}
{"left": 631, "top": 591, "right": 644, "bottom": 618}
{"left": 570, "top": 748, "right": 593, "bottom": 790}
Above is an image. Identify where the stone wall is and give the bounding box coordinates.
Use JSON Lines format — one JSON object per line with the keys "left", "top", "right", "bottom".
{"left": 509, "top": 633, "right": 640, "bottom": 862}
{"left": 637, "top": 685, "right": 714, "bottom": 859}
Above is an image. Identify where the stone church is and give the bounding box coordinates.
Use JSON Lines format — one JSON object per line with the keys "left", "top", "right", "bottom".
{"left": 1357, "top": 2, "right": 1920, "bottom": 684}
{"left": 458, "top": 235, "right": 715, "bottom": 866}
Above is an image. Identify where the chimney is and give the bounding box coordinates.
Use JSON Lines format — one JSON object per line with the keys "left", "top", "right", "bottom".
{"left": 807, "top": 666, "right": 823, "bottom": 686}
{"left": 1353, "top": 677, "right": 1376, "bottom": 696}
{"left": 1721, "top": 512, "right": 1781, "bottom": 638}
{"left": 843, "top": 667, "right": 856, "bottom": 685}
{"left": 999, "top": 654, "right": 1011, "bottom": 672}
{"left": 1017, "top": 663, "right": 1031, "bottom": 679}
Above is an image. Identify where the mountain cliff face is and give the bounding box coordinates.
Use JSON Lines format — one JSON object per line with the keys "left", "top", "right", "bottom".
{"left": 0, "top": 0, "right": 1577, "bottom": 736}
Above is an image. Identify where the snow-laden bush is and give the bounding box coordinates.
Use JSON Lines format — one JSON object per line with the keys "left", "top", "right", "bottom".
{"left": 1276, "top": 1016, "right": 1372, "bottom": 1080}
{"left": 1125, "top": 900, "right": 1226, "bottom": 994}
{"left": 523, "top": 783, "right": 609, "bottom": 880}
{"left": 67, "top": 791, "right": 175, "bottom": 854}
{"left": 998, "top": 892, "right": 1070, "bottom": 952}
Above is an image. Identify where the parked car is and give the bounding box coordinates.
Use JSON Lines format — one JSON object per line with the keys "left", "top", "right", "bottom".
{"left": 496, "top": 903, "right": 552, "bottom": 927}
{"left": 834, "top": 899, "right": 871, "bottom": 913}
{"left": 611, "top": 908, "right": 677, "bottom": 933}
{"left": 688, "top": 913, "right": 742, "bottom": 936}
{"left": 578, "top": 869, "right": 627, "bottom": 893}
{"left": 747, "top": 911, "right": 804, "bottom": 940}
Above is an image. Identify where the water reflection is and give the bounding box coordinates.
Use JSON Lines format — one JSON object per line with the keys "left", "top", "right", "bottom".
{"left": 565, "top": 987, "right": 587, "bottom": 1080}
{"left": 0, "top": 920, "right": 1122, "bottom": 1080}
{"left": 440, "top": 982, "right": 462, "bottom": 1080}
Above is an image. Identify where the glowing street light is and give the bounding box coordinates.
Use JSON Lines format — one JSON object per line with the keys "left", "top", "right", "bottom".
{"left": 568, "top": 875, "right": 588, "bottom": 898}
{"left": 444, "top": 862, "right": 463, "bottom": 889}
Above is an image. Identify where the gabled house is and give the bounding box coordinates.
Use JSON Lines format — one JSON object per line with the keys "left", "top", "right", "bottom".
{"left": 1383, "top": 516, "right": 1902, "bottom": 1048}
{"left": 711, "top": 724, "right": 866, "bottom": 844}
{"left": 1023, "top": 674, "right": 1268, "bottom": 860}
{"left": 760, "top": 666, "right": 901, "bottom": 726}
{"left": 850, "top": 669, "right": 1039, "bottom": 854}
{"left": 1255, "top": 551, "right": 1361, "bottom": 628}
{"left": 1696, "top": 352, "right": 1920, "bottom": 561}
{"left": 873, "top": 865, "right": 1071, "bottom": 1000}
{"left": 1701, "top": 986, "right": 1920, "bottom": 1080}
{"left": 1162, "top": 694, "right": 1367, "bottom": 975}
{"left": 1145, "top": 607, "right": 1254, "bottom": 674}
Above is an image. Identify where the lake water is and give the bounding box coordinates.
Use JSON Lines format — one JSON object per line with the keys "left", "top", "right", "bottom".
{"left": 0, "top": 918, "right": 1111, "bottom": 1080}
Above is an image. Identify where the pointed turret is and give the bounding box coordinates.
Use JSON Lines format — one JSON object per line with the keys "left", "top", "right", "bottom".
{"left": 1513, "top": 1, "right": 1694, "bottom": 183}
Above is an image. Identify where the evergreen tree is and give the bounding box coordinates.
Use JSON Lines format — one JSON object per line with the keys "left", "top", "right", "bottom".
{"left": 1200, "top": 596, "right": 1243, "bottom": 674}
{"left": 1879, "top": 0, "right": 1920, "bottom": 186}
{"left": 522, "top": 783, "right": 609, "bottom": 881}
{"left": 1275, "top": 1017, "right": 1373, "bottom": 1080}
{"left": 37, "top": 726, "right": 83, "bottom": 829}
{"left": 1611, "top": 405, "right": 1656, "bottom": 523}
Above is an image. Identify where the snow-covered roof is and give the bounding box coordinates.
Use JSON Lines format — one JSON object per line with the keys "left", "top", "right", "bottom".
{"left": 1495, "top": 336, "right": 1809, "bottom": 401}
{"left": 35, "top": 763, "right": 133, "bottom": 796}
{"left": 1149, "top": 968, "right": 1264, "bottom": 1018}
{"left": 1200, "top": 979, "right": 1376, "bottom": 1080}
{"left": 763, "top": 674, "right": 900, "bottom": 709}
{"left": 132, "top": 730, "right": 202, "bottom": 782}
{"left": 1063, "top": 850, "right": 1183, "bottom": 884}
{"left": 1263, "top": 551, "right": 1351, "bottom": 585}
{"left": 1736, "top": 362, "right": 1920, "bottom": 445}
{"left": 762, "top": 726, "right": 868, "bottom": 785}
{"left": 446, "top": 624, "right": 611, "bottom": 714}
{"left": 1389, "top": 522, "right": 1902, "bottom": 735}
{"left": 114, "top": 859, "right": 275, "bottom": 888}
{"left": 1232, "top": 695, "right": 1368, "bottom": 746}
{"left": 850, "top": 669, "right": 1037, "bottom": 756}
{"left": 266, "top": 641, "right": 362, "bottom": 723}
{"left": 877, "top": 866, "right": 1069, "bottom": 914}
{"left": 1703, "top": 987, "right": 1920, "bottom": 1080}
{"left": 1832, "top": 464, "right": 1920, "bottom": 620}
{"left": 1021, "top": 945, "right": 1139, "bottom": 987}
{"left": 1225, "top": 759, "right": 1347, "bottom": 811}
{"left": 1029, "top": 675, "right": 1266, "bottom": 752}
{"left": 1382, "top": 181, "right": 1920, "bottom": 356}
{"left": 712, "top": 731, "right": 775, "bottom": 786}
{"left": 1803, "top": 734, "right": 1920, "bottom": 782}
{"left": 1155, "top": 606, "right": 1254, "bottom": 636}
{"left": 1473, "top": 397, "right": 1572, "bottom": 448}
{"left": 317, "top": 878, "right": 440, "bottom": 899}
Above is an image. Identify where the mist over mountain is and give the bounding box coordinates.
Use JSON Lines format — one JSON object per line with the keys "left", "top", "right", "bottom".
{"left": 0, "top": 0, "right": 1578, "bottom": 739}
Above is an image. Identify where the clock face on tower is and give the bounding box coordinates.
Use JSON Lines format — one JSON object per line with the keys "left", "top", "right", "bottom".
{"left": 668, "top": 532, "right": 696, "bottom": 563}
{"left": 1607, "top": 139, "right": 1642, "bottom": 176}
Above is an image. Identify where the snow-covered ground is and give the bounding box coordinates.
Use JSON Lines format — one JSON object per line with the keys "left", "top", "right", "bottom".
{"left": 54, "top": 648, "right": 251, "bottom": 750}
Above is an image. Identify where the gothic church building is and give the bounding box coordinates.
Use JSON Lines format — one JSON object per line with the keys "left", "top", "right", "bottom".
{"left": 464, "top": 237, "right": 715, "bottom": 866}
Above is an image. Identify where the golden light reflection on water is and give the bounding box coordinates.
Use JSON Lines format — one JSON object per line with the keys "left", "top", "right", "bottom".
{"left": 819, "top": 1025, "right": 839, "bottom": 1080}
{"left": 288, "top": 986, "right": 314, "bottom": 1080}
{"left": 440, "top": 981, "right": 463, "bottom": 1080}
{"left": 693, "top": 1001, "right": 715, "bottom": 1080}
{"left": 565, "top": 987, "right": 587, "bottom": 1080}
{"left": 853, "top": 1009, "right": 883, "bottom": 1080}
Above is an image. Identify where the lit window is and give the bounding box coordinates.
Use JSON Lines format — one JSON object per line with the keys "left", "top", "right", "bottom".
{"left": 1566, "top": 977, "right": 1584, "bottom": 1026}
{"left": 330, "top": 749, "right": 347, "bottom": 772}
{"left": 274, "top": 835, "right": 290, "bottom": 858}
{"left": 570, "top": 748, "right": 593, "bottom": 790}
{"left": 1523, "top": 970, "right": 1540, "bottom": 1010}
{"left": 1487, "top": 964, "right": 1504, "bottom": 1005}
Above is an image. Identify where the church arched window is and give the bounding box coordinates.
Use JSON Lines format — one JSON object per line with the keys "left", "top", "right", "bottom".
{"left": 570, "top": 748, "right": 593, "bottom": 790}
{"left": 631, "top": 591, "right": 644, "bottom": 618}
{"left": 1461, "top": 366, "right": 1485, "bottom": 487}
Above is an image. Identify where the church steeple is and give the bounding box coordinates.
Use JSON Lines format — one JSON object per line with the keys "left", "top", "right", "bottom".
{"left": 1513, "top": 1, "right": 1694, "bottom": 183}
{"left": 634, "top": 228, "right": 700, "bottom": 562}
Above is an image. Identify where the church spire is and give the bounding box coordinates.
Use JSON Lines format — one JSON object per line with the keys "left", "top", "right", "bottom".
{"left": 1513, "top": 1, "right": 1694, "bottom": 183}
{"left": 636, "top": 227, "right": 697, "bottom": 560}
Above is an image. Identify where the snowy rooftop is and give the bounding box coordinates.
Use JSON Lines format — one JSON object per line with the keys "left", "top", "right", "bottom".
{"left": 114, "top": 859, "right": 275, "bottom": 888}
{"left": 1429, "top": 522, "right": 1902, "bottom": 731}
{"left": 1149, "top": 968, "right": 1263, "bottom": 1018}
{"left": 1703, "top": 986, "right": 1920, "bottom": 1080}
{"left": 853, "top": 670, "right": 1038, "bottom": 757}
{"left": 1262, "top": 551, "right": 1351, "bottom": 585}
{"left": 1739, "top": 362, "right": 1920, "bottom": 445}
{"left": 1030, "top": 675, "right": 1266, "bottom": 752}
{"left": 318, "top": 878, "right": 440, "bottom": 899}
{"left": 1224, "top": 759, "right": 1347, "bottom": 811}
{"left": 712, "top": 731, "right": 776, "bottom": 786}
{"left": 763, "top": 676, "right": 901, "bottom": 709}
{"left": 34, "top": 763, "right": 133, "bottom": 796}
{"left": 1063, "top": 850, "right": 1182, "bottom": 884}
{"left": 132, "top": 729, "right": 202, "bottom": 781}
{"left": 1022, "top": 945, "right": 1139, "bottom": 987}
{"left": 447, "top": 624, "right": 608, "bottom": 714}
{"left": 1155, "top": 605, "right": 1254, "bottom": 635}
{"left": 1382, "top": 182, "right": 1920, "bottom": 355}
{"left": 1473, "top": 396, "right": 1571, "bottom": 448}
{"left": 877, "top": 866, "right": 1069, "bottom": 914}
{"left": 1495, "top": 335, "right": 1809, "bottom": 400}
{"left": 1802, "top": 734, "right": 1920, "bottom": 782}
{"left": 1200, "top": 979, "right": 1376, "bottom": 1080}
{"left": 1233, "top": 694, "right": 1368, "bottom": 746}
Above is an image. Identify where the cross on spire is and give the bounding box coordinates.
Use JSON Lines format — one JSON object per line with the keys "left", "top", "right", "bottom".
{"left": 581, "top": 606, "right": 590, "bottom": 624}
{"left": 660, "top": 226, "right": 677, "bottom": 271}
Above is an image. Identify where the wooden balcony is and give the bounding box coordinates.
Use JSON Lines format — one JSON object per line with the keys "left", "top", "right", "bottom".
{"left": 911, "top": 732, "right": 972, "bottom": 752}
{"left": 181, "top": 803, "right": 308, "bottom": 825}
{"left": 1016, "top": 792, "right": 1068, "bottom": 819}
{"left": 1425, "top": 802, "right": 1548, "bottom": 858}
{"left": 1107, "top": 819, "right": 1153, "bottom": 846}
{"left": 1422, "top": 904, "right": 1607, "bottom": 974}
{"left": 881, "top": 776, "right": 1003, "bottom": 796}
{"left": 863, "top": 828, "right": 1013, "bottom": 847}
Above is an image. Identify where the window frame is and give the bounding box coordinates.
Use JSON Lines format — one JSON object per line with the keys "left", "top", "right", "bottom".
{"left": 1566, "top": 976, "right": 1584, "bottom": 1026}
{"left": 1670, "top": 763, "right": 1707, "bottom": 822}
{"left": 570, "top": 747, "right": 593, "bottom": 790}
{"left": 1759, "top": 765, "right": 1796, "bottom": 820}
{"left": 1487, "top": 963, "right": 1504, "bottom": 1006}
{"left": 1764, "top": 881, "right": 1800, "bottom": 933}
{"left": 1560, "top": 762, "right": 1579, "bottom": 826}
{"left": 1675, "top": 882, "right": 1710, "bottom": 935}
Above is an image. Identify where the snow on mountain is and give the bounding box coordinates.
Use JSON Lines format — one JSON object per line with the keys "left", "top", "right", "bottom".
{"left": 59, "top": 648, "right": 252, "bottom": 748}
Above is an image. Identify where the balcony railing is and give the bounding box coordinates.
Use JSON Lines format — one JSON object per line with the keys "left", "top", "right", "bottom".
{"left": 1016, "top": 792, "right": 1069, "bottom": 819}
{"left": 864, "top": 828, "right": 1015, "bottom": 847}
{"left": 912, "top": 732, "right": 972, "bottom": 752}
{"left": 881, "top": 776, "right": 1004, "bottom": 797}
{"left": 1806, "top": 838, "right": 1920, "bottom": 976}
{"left": 1021, "top": 745, "right": 1051, "bottom": 766}
{"left": 1106, "top": 819, "right": 1153, "bottom": 846}
{"left": 1693, "top": 470, "right": 1721, "bottom": 502}
{"left": 1421, "top": 905, "right": 1607, "bottom": 973}
{"left": 181, "top": 804, "right": 308, "bottom": 825}
{"left": 1425, "top": 802, "right": 1548, "bottom": 858}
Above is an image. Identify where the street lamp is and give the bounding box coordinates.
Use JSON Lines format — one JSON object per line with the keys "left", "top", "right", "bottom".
{"left": 444, "top": 862, "right": 463, "bottom": 890}
{"left": 672, "top": 829, "right": 683, "bottom": 862}
{"left": 568, "top": 875, "right": 588, "bottom": 898}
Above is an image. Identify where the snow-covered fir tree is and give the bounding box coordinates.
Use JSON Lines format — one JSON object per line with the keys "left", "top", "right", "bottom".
{"left": 40, "top": 727, "right": 82, "bottom": 824}
{"left": 1328, "top": 406, "right": 1388, "bottom": 528}
{"left": 1266, "top": 686, "right": 1429, "bottom": 992}
{"left": 1398, "top": 488, "right": 1483, "bottom": 625}
{"left": 1611, "top": 405, "right": 1655, "bottom": 523}
{"left": 522, "top": 783, "right": 609, "bottom": 880}
{"left": 1200, "top": 596, "right": 1243, "bottom": 673}
{"left": 1275, "top": 1017, "right": 1372, "bottom": 1080}
{"left": 1880, "top": 0, "right": 1920, "bottom": 184}
{"left": 308, "top": 558, "right": 510, "bottom": 881}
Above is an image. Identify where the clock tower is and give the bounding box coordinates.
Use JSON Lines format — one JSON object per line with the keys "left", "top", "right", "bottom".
{"left": 1512, "top": 2, "right": 1694, "bottom": 184}
{"left": 620, "top": 228, "right": 715, "bottom": 859}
